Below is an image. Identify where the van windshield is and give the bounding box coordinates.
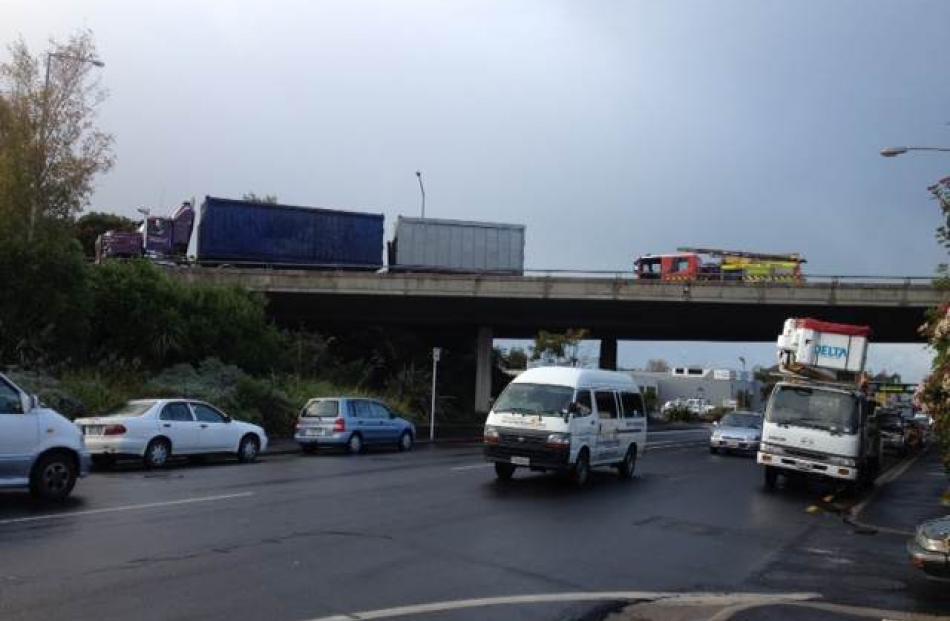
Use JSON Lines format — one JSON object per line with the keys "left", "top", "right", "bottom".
{"left": 766, "top": 386, "right": 858, "bottom": 434}
{"left": 493, "top": 383, "right": 574, "bottom": 417}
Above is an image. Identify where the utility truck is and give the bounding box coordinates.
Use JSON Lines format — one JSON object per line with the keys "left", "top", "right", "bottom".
{"left": 757, "top": 318, "right": 882, "bottom": 491}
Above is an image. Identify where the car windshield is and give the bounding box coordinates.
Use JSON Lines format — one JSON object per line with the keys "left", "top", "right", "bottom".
{"left": 302, "top": 400, "right": 339, "bottom": 418}
{"left": 720, "top": 413, "right": 761, "bottom": 428}
{"left": 104, "top": 401, "right": 155, "bottom": 418}
{"left": 492, "top": 383, "right": 574, "bottom": 416}
{"left": 767, "top": 386, "right": 858, "bottom": 434}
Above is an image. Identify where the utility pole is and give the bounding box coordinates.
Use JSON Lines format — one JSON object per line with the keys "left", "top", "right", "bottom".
{"left": 430, "top": 347, "right": 441, "bottom": 441}
{"left": 415, "top": 171, "right": 426, "bottom": 218}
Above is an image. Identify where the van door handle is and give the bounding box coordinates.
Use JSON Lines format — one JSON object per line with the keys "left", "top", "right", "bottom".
{"left": 162, "top": 423, "right": 171, "bottom": 428}
{"left": 200, "top": 424, "right": 208, "bottom": 428}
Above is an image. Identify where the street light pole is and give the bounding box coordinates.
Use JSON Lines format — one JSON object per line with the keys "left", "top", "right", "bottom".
{"left": 880, "top": 146, "right": 950, "bottom": 157}
{"left": 415, "top": 171, "right": 426, "bottom": 219}
{"left": 30, "top": 52, "right": 105, "bottom": 242}
{"left": 430, "top": 347, "right": 441, "bottom": 441}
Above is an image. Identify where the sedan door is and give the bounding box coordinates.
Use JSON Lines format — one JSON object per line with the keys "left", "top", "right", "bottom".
{"left": 157, "top": 402, "right": 200, "bottom": 453}
{"left": 0, "top": 379, "right": 38, "bottom": 483}
{"left": 190, "top": 402, "right": 238, "bottom": 452}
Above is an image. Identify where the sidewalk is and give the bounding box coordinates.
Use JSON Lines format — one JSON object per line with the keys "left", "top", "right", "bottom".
{"left": 853, "top": 446, "right": 949, "bottom": 534}
{"left": 604, "top": 447, "right": 949, "bottom": 621}
{"left": 263, "top": 435, "right": 482, "bottom": 455}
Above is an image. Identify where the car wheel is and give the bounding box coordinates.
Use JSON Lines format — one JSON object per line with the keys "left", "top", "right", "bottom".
{"left": 617, "top": 445, "right": 637, "bottom": 480}
{"left": 764, "top": 465, "right": 778, "bottom": 490}
{"left": 709, "top": 446, "right": 718, "bottom": 454}
{"left": 29, "top": 452, "right": 77, "bottom": 502}
{"left": 91, "top": 454, "right": 115, "bottom": 470}
{"left": 237, "top": 434, "right": 260, "bottom": 463}
{"left": 346, "top": 433, "right": 363, "bottom": 454}
{"left": 572, "top": 449, "right": 591, "bottom": 488}
{"left": 144, "top": 438, "right": 171, "bottom": 469}
{"left": 494, "top": 462, "right": 515, "bottom": 481}
{"left": 398, "top": 431, "right": 413, "bottom": 452}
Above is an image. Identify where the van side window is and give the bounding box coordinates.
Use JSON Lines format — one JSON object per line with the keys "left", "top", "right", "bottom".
{"left": 594, "top": 391, "right": 619, "bottom": 419}
{"left": 574, "top": 390, "right": 592, "bottom": 416}
{"left": 620, "top": 392, "right": 645, "bottom": 418}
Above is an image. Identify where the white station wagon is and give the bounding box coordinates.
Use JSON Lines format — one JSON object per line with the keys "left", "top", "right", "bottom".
{"left": 76, "top": 399, "right": 268, "bottom": 468}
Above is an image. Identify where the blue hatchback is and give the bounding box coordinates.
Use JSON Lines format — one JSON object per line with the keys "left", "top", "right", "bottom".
{"left": 294, "top": 397, "right": 416, "bottom": 454}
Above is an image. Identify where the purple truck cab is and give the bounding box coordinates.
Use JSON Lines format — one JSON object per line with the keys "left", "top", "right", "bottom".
{"left": 96, "top": 202, "right": 195, "bottom": 263}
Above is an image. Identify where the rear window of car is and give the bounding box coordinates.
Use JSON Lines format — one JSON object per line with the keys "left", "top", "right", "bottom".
{"left": 105, "top": 401, "right": 155, "bottom": 417}
{"left": 302, "top": 400, "right": 339, "bottom": 418}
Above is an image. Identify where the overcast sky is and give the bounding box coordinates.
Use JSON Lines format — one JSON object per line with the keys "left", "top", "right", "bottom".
{"left": 6, "top": 1, "right": 948, "bottom": 380}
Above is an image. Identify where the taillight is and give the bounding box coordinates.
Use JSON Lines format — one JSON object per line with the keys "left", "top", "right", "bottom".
{"left": 333, "top": 418, "right": 346, "bottom": 432}
{"left": 103, "top": 424, "right": 127, "bottom": 436}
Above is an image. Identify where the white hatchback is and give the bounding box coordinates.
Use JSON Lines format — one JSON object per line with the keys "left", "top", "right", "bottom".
{"left": 76, "top": 399, "right": 268, "bottom": 468}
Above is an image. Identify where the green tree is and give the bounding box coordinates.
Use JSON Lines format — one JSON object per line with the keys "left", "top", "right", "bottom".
{"left": 497, "top": 346, "right": 528, "bottom": 370}
{"left": 242, "top": 192, "right": 279, "bottom": 204}
{"left": 918, "top": 176, "right": 950, "bottom": 469}
{"left": 0, "top": 229, "right": 90, "bottom": 366}
{"left": 0, "top": 31, "right": 114, "bottom": 240}
{"left": 531, "top": 329, "right": 589, "bottom": 366}
{"left": 74, "top": 211, "right": 136, "bottom": 257}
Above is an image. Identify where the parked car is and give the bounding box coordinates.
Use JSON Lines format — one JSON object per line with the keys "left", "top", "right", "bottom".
{"left": 0, "top": 373, "right": 91, "bottom": 501}
{"left": 878, "top": 409, "right": 913, "bottom": 456}
{"left": 660, "top": 398, "right": 687, "bottom": 416}
{"left": 295, "top": 397, "right": 416, "bottom": 454}
{"left": 709, "top": 411, "right": 763, "bottom": 455}
{"left": 908, "top": 515, "right": 950, "bottom": 580}
{"left": 75, "top": 399, "right": 268, "bottom": 468}
{"left": 686, "top": 398, "right": 716, "bottom": 418}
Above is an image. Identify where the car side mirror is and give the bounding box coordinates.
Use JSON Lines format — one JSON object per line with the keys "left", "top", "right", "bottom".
{"left": 223, "top": 414, "right": 232, "bottom": 423}
{"left": 389, "top": 411, "right": 397, "bottom": 419}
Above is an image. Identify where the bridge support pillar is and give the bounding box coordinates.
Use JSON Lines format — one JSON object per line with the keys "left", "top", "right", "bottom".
{"left": 475, "top": 326, "right": 493, "bottom": 414}
{"left": 599, "top": 336, "right": 618, "bottom": 371}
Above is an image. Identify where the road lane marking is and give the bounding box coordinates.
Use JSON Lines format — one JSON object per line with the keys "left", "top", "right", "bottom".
{"left": 302, "top": 591, "right": 819, "bottom": 621}
{"left": 450, "top": 463, "right": 493, "bottom": 471}
{"left": 0, "top": 492, "right": 254, "bottom": 526}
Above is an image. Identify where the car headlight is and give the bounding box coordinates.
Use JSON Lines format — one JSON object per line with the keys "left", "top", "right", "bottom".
{"left": 483, "top": 426, "right": 499, "bottom": 444}
{"left": 545, "top": 432, "right": 571, "bottom": 447}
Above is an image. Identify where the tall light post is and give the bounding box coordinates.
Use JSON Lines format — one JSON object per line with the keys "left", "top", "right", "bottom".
{"left": 415, "top": 170, "right": 426, "bottom": 218}
{"left": 430, "top": 347, "right": 441, "bottom": 441}
{"left": 880, "top": 146, "right": 950, "bottom": 157}
{"left": 29, "top": 52, "right": 105, "bottom": 241}
{"left": 137, "top": 207, "right": 150, "bottom": 254}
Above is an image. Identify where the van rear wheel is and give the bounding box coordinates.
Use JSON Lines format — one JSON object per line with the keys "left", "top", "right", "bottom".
{"left": 494, "top": 462, "right": 515, "bottom": 481}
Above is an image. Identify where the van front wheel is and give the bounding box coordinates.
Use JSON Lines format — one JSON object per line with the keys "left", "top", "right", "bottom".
{"left": 572, "top": 449, "right": 591, "bottom": 487}
{"left": 617, "top": 445, "right": 637, "bottom": 480}
{"left": 494, "top": 462, "right": 515, "bottom": 481}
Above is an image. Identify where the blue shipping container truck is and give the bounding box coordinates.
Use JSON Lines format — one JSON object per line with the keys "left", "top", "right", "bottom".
{"left": 196, "top": 196, "right": 384, "bottom": 269}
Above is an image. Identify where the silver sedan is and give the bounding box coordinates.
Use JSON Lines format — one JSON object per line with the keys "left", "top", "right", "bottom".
{"left": 709, "top": 411, "right": 763, "bottom": 455}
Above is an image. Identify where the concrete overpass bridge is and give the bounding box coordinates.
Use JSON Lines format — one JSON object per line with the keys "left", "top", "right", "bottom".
{"left": 171, "top": 267, "right": 946, "bottom": 411}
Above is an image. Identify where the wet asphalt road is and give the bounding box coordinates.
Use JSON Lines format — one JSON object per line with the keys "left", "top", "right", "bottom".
{"left": 0, "top": 428, "right": 946, "bottom": 621}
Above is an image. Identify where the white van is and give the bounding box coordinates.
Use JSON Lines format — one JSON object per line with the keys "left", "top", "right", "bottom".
{"left": 483, "top": 367, "right": 647, "bottom": 486}
{"left": 0, "top": 373, "right": 91, "bottom": 501}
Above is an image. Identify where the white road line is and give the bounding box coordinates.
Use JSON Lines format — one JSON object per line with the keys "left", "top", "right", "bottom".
{"left": 303, "top": 591, "right": 819, "bottom": 621}
{"left": 0, "top": 492, "right": 254, "bottom": 526}
{"left": 450, "top": 463, "right": 494, "bottom": 471}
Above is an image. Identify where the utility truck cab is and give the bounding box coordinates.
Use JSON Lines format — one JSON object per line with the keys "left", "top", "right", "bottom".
{"left": 758, "top": 381, "right": 880, "bottom": 488}
{"left": 483, "top": 367, "right": 647, "bottom": 486}
{"left": 757, "top": 318, "right": 881, "bottom": 491}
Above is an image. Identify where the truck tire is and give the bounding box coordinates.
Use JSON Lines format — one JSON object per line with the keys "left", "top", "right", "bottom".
{"left": 764, "top": 466, "right": 778, "bottom": 490}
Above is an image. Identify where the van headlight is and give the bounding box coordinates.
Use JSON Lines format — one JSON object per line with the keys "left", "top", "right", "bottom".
{"left": 545, "top": 433, "right": 571, "bottom": 448}
{"left": 483, "top": 426, "right": 500, "bottom": 444}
